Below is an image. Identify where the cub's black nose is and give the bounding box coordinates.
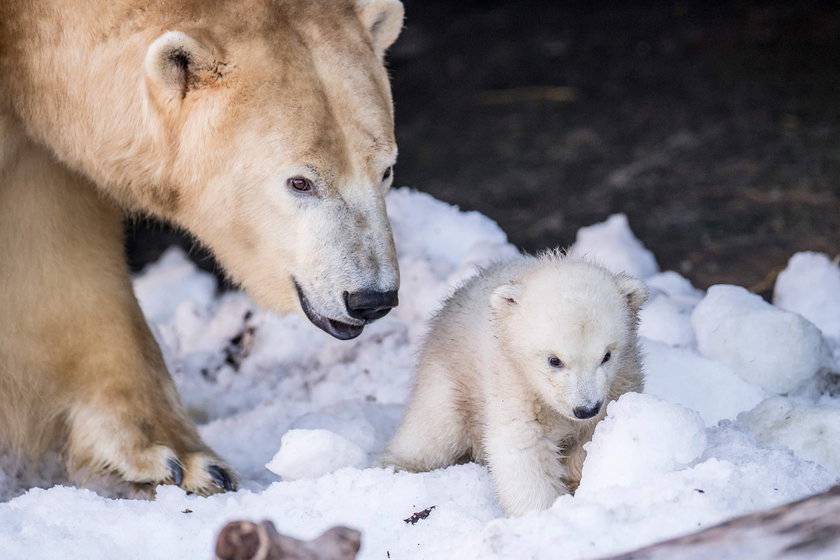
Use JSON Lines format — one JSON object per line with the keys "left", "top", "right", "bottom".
{"left": 345, "top": 290, "right": 399, "bottom": 322}
{"left": 573, "top": 402, "right": 602, "bottom": 420}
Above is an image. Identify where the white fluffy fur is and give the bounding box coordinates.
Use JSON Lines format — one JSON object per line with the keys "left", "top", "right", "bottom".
{"left": 383, "top": 252, "right": 647, "bottom": 516}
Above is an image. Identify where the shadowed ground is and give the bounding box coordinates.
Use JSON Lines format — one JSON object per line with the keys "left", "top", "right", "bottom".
{"left": 127, "top": 0, "right": 840, "bottom": 296}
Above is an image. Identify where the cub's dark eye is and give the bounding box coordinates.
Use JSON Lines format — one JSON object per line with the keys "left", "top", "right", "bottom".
{"left": 548, "top": 356, "right": 563, "bottom": 369}
{"left": 602, "top": 351, "right": 612, "bottom": 364}
{"left": 288, "top": 177, "right": 313, "bottom": 193}
{"left": 382, "top": 166, "right": 393, "bottom": 182}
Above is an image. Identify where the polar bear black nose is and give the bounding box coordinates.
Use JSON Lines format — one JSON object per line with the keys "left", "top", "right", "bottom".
{"left": 345, "top": 290, "right": 399, "bottom": 322}
{"left": 573, "top": 402, "right": 602, "bottom": 419}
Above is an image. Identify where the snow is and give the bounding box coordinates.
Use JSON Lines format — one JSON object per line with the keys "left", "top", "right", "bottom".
{"left": 642, "top": 340, "right": 769, "bottom": 425}
{"left": 577, "top": 393, "right": 707, "bottom": 493}
{"left": 691, "top": 285, "right": 826, "bottom": 394}
{"left": 1, "top": 187, "right": 839, "bottom": 559}
{"left": 265, "top": 429, "right": 367, "bottom": 481}
{"left": 774, "top": 251, "right": 840, "bottom": 342}
{"left": 638, "top": 271, "right": 703, "bottom": 347}
{"left": 569, "top": 213, "right": 659, "bottom": 279}
{"left": 740, "top": 396, "right": 840, "bottom": 476}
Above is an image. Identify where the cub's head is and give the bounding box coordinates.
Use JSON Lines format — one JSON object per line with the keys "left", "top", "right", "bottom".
{"left": 490, "top": 257, "right": 647, "bottom": 421}
{"left": 140, "top": 0, "right": 404, "bottom": 339}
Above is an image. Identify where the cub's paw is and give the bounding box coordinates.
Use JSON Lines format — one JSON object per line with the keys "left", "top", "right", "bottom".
{"left": 378, "top": 453, "right": 414, "bottom": 472}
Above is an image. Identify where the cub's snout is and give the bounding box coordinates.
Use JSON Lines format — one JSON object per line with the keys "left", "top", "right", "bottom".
{"left": 573, "top": 401, "right": 602, "bottom": 420}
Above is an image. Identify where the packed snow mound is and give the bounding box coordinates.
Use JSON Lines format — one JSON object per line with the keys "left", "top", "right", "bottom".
{"left": 577, "top": 393, "right": 707, "bottom": 494}
{"left": 642, "top": 339, "right": 768, "bottom": 425}
{"left": 638, "top": 271, "right": 703, "bottom": 348}
{"left": 739, "top": 396, "right": 840, "bottom": 476}
{"left": 0, "top": 188, "right": 838, "bottom": 560}
{"left": 691, "top": 285, "right": 826, "bottom": 394}
{"left": 569, "top": 213, "right": 659, "bottom": 279}
{"left": 774, "top": 251, "right": 840, "bottom": 342}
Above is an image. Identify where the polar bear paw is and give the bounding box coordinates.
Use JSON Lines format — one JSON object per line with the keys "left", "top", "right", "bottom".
{"left": 73, "top": 442, "right": 237, "bottom": 497}
{"left": 175, "top": 452, "right": 237, "bottom": 495}
{"left": 65, "top": 403, "right": 236, "bottom": 496}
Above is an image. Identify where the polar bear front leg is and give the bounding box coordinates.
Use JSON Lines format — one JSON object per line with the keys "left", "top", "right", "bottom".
{"left": 483, "top": 418, "right": 568, "bottom": 516}
{"left": 0, "top": 143, "right": 234, "bottom": 495}
{"left": 382, "top": 363, "right": 470, "bottom": 472}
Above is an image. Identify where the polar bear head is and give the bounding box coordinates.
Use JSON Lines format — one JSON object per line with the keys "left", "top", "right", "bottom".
{"left": 491, "top": 257, "right": 647, "bottom": 421}
{"left": 133, "top": 0, "right": 404, "bottom": 339}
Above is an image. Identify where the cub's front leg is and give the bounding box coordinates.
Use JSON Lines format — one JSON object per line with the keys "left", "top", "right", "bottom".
{"left": 483, "top": 416, "right": 568, "bottom": 516}
{"left": 382, "top": 361, "right": 470, "bottom": 472}
{"left": 561, "top": 421, "right": 598, "bottom": 493}
{"left": 0, "top": 143, "right": 234, "bottom": 495}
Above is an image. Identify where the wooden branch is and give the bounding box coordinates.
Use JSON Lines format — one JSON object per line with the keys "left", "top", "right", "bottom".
{"left": 214, "top": 520, "right": 361, "bottom": 560}
{"left": 602, "top": 485, "right": 840, "bottom": 559}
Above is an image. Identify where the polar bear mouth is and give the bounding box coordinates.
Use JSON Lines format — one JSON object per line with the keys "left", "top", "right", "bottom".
{"left": 294, "top": 280, "right": 365, "bottom": 340}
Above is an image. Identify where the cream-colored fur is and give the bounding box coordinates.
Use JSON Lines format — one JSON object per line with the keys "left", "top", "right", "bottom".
{"left": 0, "top": 0, "right": 403, "bottom": 495}
{"left": 383, "top": 253, "right": 647, "bottom": 516}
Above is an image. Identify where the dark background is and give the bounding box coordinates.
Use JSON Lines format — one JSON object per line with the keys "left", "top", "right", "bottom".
{"left": 127, "top": 0, "right": 840, "bottom": 297}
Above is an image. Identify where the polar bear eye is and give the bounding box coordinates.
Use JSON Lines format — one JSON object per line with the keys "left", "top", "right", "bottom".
{"left": 602, "top": 351, "right": 612, "bottom": 364}
{"left": 382, "top": 166, "right": 393, "bottom": 182}
{"left": 548, "top": 356, "right": 563, "bottom": 369}
{"left": 288, "top": 176, "right": 313, "bottom": 193}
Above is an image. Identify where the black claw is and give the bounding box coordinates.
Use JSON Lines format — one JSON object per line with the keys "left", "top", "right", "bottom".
{"left": 208, "top": 465, "right": 234, "bottom": 492}
{"left": 167, "top": 457, "right": 184, "bottom": 486}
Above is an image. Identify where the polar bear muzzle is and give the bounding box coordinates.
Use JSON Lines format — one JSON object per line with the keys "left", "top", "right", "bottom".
{"left": 294, "top": 281, "right": 398, "bottom": 340}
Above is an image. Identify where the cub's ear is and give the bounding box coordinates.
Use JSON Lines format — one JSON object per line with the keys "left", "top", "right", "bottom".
{"left": 490, "top": 282, "right": 521, "bottom": 312}
{"left": 144, "top": 31, "right": 224, "bottom": 105}
{"left": 354, "top": 0, "right": 404, "bottom": 57}
{"left": 615, "top": 274, "right": 648, "bottom": 313}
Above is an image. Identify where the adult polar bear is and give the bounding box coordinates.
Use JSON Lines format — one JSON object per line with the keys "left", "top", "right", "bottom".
{"left": 0, "top": 0, "right": 403, "bottom": 495}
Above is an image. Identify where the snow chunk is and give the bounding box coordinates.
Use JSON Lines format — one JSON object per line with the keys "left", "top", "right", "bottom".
{"left": 287, "top": 400, "right": 403, "bottom": 461}
{"left": 774, "top": 252, "right": 840, "bottom": 341}
{"left": 740, "top": 396, "right": 840, "bottom": 476}
{"left": 570, "top": 214, "right": 659, "bottom": 279}
{"left": 578, "top": 393, "right": 706, "bottom": 494}
{"left": 266, "top": 429, "right": 366, "bottom": 481}
{"left": 643, "top": 339, "right": 768, "bottom": 425}
{"left": 691, "top": 285, "right": 825, "bottom": 394}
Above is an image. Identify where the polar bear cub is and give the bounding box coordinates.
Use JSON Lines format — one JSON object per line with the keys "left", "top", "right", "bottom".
{"left": 382, "top": 252, "right": 647, "bottom": 516}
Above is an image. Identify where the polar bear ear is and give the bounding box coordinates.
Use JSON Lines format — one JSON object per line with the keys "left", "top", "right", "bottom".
{"left": 490, "top": 282, "right": 521, "bottom": 312}
{"left": 144, "top": 31, "right": 224, "bottom": 105}
{"left": 354, "top": 0, "right": 404, "bottom": 57}
{"left": 615, "top": 274, "right": 648, "bottom": 313}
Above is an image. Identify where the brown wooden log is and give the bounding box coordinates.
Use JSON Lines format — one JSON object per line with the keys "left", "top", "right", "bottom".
{"left": 214, "top": 520, "right": 361, "bottom": 560}
{"left": 602, "top": 485, "right": 840, "bottom": 560}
